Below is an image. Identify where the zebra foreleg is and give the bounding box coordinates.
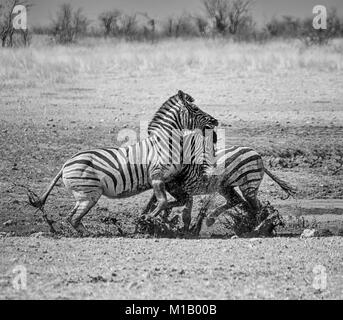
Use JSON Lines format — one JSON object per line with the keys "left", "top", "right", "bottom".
{"left": 141, "top": 193, "right": 158, "bottom": 216}
{"left": 158, "top": 195, "right": 193, "bottom": 232}
{"left": 144, "top": 185, "right": 193, "bottom": 231}
{"left": 149, "top": 179, "right": 168, "bottom": 218}
{"left": 163, "top": 188, "right": 193, "bottom": 232}
{"left": 144, "top": 194, "right": 191, "bottom": 229}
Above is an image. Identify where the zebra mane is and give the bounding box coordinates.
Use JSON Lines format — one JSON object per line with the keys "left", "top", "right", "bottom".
{"left": 147, "top": 91, "right": 194, "bottom": 135}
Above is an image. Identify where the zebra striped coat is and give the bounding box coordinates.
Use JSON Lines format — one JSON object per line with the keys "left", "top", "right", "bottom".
{"left": 62, "top": 130, "right": 214, "bottom": 199}
{"left": 29, "top": 90, "right": 218, "bottom": 235}
{"left": 143, "top": 144, "right": 296, "bottom": 231}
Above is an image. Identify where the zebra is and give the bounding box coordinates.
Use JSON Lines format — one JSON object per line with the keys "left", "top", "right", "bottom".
{"left": 28, "top": 90, "right": 218, "bottom": 235}
{"left": 143, "top": 144, "right": 296, "bottom": 232}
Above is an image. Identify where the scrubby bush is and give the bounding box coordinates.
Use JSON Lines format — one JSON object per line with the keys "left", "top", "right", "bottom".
{"left": 51, "top": 3, "right": 89, "bottom": 44}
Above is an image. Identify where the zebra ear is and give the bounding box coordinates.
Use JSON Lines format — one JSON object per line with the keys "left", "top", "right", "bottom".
{"left": 178, "top": 90, "right": 195, "bottom": 103}
{"left": 187, "top": 94, "right": 195, "bottom": 103}
{"left": 178, "top": 90, "right": 186, "bottom": 102}
{"left": 178, "top": 90, "right": 189, "bottom": 110}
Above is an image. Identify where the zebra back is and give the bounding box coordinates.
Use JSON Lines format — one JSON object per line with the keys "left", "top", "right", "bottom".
{"left": 165, "top": 145, "right": 264, "bottom": 195}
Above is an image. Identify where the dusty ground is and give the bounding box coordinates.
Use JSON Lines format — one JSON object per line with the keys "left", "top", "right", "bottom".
{"left": 0, "top": 40, "right": 342, "bottom": 299}
{"left": 1, "top": 236, "right": 342, "bottom": 299}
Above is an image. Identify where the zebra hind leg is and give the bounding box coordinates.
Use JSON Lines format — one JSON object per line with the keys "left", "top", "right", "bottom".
{"left": 67, "top": 200, "right": 96, "bottom": 236}
{"left": 206, "top": 187, "right": 244, "bottom": 227}
{"left": 149, "top": 179, "right": 168, "bottom": 218}
{"left": 66, "top": 191, "right": 101, "bottom": 236}
{"left": 242, "top": 190, "right": 284, "bottom": 236}
{"left": 240, "top": 188, "right": 261, "bottom": 231}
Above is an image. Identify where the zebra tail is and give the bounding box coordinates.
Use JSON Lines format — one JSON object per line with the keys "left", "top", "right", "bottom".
{"left": 264, "top": 167, "right": 297, "bottom": 197}
{"left": 28, "top": 168, "right": 63, "bottom": 210}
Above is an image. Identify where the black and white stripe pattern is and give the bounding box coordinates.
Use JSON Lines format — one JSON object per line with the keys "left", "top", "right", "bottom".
{"left": 29, "top": 90, "right": 218, "bottom": 235}
{"left": 144, "top": 144, "right": 295, "bottom": 231}
{"left": 62, "top": 130, "right": 214, "bottom": 199}
{"left": 148, "top": 91, "right": 217, "bottom": 137}
{"left": 204, "top": 146, "right": 296, "bottom": 228}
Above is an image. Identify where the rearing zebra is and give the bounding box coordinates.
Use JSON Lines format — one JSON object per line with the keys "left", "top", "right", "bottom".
{"left": 28, "top": 90, "right": 218, "bottom": 235}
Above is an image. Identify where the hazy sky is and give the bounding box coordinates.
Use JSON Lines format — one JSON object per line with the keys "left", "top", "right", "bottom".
{"left": 29, "top": 0, "right": 343, "bottom": 27}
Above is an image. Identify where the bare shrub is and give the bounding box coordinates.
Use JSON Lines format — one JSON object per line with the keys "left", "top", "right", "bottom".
{"left": 234, "top": 15, "right": 256, "bottom": 40}
{"left": 73, "top": 8, "right": 88, "bottom": 38}
{"left": 51, "top": 3, "right": 89, "bottom": 44}
{"left": 227, "top": 0, "right": 251, "bottom": 34}
{"left": 98, "top": 9, "right": 121, "bottom": 37}
{"left": 193, "top": 15, "right": 209, "bottom": 36}
{"left": 161, "top": 15, "right": 198, "bottom": 38}
{"left": 266, "top": 16, "right": 302, "bottom": 39}
{"left": 162, "top": 17, "right": 174, "bottom": 37}
{"left": 117, "top": 14, "right": 137, "bottom": 40}
{"left": 203, "top": 0, "right": 230, "bottom": 34}
{"left": 203, "top": 0, "right": 252, "bottom": 36}
{"left": 136, "top": 12, "right": 156, "bottom": 41}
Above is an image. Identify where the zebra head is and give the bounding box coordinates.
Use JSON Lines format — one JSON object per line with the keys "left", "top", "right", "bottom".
{"left": 148, "top": 90, "right": 218, "bottom": 136}
{"left": 176, "top": 90, "right": 218, "bottom": 133}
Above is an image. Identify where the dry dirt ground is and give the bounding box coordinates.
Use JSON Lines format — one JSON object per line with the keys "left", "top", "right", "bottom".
{"left": 1, "top": 236, "right": 343, "bottom": 299}
{"left": 1, "top": 40, "right": 343, "bottom": 299}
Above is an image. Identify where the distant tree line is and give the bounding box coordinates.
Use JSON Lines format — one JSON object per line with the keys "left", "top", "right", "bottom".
{"left": 1, "top": 0, "right": 343, "bottom": 47}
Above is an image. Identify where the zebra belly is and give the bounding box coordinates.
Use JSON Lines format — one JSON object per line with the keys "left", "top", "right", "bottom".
{"left": 103, "top": 184, "right": 151, "bottom": 199}
{"left": 99, "top": 163, "right": 152, "bottom": 198}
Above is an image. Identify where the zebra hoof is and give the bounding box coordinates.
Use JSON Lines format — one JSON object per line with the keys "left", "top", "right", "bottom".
{"left": 206, "top": 217, "right": 215, "bottom": 227}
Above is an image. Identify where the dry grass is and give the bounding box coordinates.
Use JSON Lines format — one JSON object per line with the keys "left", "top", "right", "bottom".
{"left": 0, "top": 36, "right": 343, "bottom": 86}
